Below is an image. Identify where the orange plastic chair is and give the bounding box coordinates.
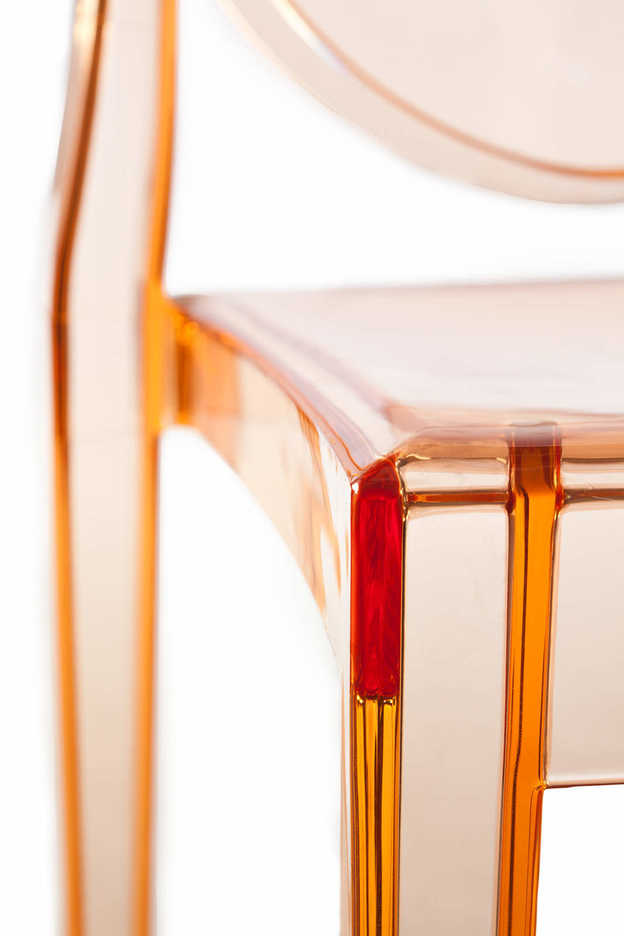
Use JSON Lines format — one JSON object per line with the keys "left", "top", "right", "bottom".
{"left": 51, "top": 1, "right": 624, "bottom": 933}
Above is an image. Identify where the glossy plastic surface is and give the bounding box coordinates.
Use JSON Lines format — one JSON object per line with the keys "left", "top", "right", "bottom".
{"left": 50, "top": 0, "right": 173, "bottom": 932}
{"left": 172, "top": 286, "right": 624, "bottom": 936}
{"left": 225, "top": 0, "right": 624, "bottom": 201}
{"left": 50, "top": 1, "right": 624, "bottom": 935}
{"left": 401, "top": 506, "right": 507, "bottom": 935}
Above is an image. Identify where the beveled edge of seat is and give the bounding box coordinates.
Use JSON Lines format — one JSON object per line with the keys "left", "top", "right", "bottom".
{"left": 179, "top": 280, "right": 624, "bottom": 490}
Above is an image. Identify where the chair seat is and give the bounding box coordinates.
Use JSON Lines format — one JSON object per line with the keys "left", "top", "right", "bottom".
{"left": 180, "top": 277, "right": 624, "bottom": 489}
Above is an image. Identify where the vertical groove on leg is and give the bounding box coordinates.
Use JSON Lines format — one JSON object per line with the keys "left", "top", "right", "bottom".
{"left": 497, "top": 429, "right": 562, "bottom": 936}
{"left": 351, "top": 696, "right": 401, "bottom": 936}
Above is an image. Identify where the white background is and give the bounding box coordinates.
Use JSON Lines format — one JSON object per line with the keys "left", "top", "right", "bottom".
{"left": 3, "top": 0, "right": 624, "bottom": 932}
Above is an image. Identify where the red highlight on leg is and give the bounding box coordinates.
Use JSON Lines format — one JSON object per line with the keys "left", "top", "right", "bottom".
{"left": 351, "top": 459, "right": 404, "bottom": 699}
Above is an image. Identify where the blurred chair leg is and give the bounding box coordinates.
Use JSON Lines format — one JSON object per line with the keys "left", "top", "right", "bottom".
{"left": 50, "top": 1, "right": 174, "bottom": 931}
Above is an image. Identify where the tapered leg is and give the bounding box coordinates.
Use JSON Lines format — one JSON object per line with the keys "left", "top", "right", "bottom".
{"left": 169, "top": 302, "right": 406, "bottom": 935}
{"left": 497, "top": 434, "right": 561, "bottom": 936}
{"left": 51, "top": 2, "right": 174, "bottom": 932}
{"left": 52, "top": 378, "right": 156, "bottom": 935}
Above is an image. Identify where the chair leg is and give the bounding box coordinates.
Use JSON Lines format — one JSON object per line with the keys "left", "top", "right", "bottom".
{"left": 350, "top": 694, "right": 401, "bottom": 936}
{"left": 497, "top": 434, "right": 561, "bottom": 936}
{"left": 349, "top": 460, "right": 403, "bottom": 936}
{"left": 51, "top": 0, "right": 173, "bottom": 929}
{"left": 52, "top": 295, "right": 161, "bottom": 935}
{"left": 397, "top": 430, "right": 561, "bottom": 936}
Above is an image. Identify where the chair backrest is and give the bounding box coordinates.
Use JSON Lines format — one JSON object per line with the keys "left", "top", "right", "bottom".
{"left": 229, "top": 0, "right": 624, "bottom": 202}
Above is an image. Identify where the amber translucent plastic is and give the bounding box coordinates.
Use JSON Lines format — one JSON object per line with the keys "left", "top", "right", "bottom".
{"left": 351, "top": 461, "right": 403, "bottom": 701}
{"left": 228, "top": 0, "right": 624, "bottom": 200}
{"left": 51, "top": 2, "right": 174, "bottom": 932}
{"left": 50, "top": 1, "right": 624, "bottom": 935}
{"left": 498, "top": 432, "right": 562, "bottom": 936}
{"left": 351, "top": 696, "right": 401, "bottom": 936}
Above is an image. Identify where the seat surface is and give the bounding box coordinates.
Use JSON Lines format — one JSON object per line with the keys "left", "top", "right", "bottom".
{"left": 181, "top": 278, "right": 624, "bottom": 482}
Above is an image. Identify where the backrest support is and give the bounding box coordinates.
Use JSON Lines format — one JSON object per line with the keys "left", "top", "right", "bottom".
{"left": 228, "top": 0, "right": 624, "bottom": 202}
